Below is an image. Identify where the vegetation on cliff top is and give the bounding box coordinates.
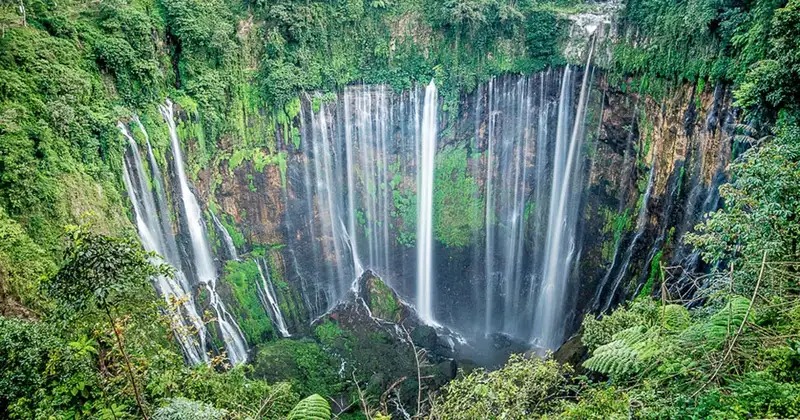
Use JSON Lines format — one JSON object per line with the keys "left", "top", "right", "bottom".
{"left": 615, "top": 0, "right": 800, "bottom": 122}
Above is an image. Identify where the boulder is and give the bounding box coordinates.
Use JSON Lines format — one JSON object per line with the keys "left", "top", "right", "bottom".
{"left": 410, "top": 325, "right": 437, "bottom": 350}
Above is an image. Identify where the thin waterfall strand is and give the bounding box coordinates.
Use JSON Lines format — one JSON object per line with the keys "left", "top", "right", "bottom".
{"left": 256, "top": 258, "right": 291, "bottom": 337}
{"left": 160, "top": 100, "right": 249, "bottom": 365}
{"left": 211, "top": 212, "right": 239, "bottom": 261}
{"left": 533, "top": 38, "right": 596, "bottom": 349}
{"left": 416, "top": 81, "right": 438, "bottom": 324}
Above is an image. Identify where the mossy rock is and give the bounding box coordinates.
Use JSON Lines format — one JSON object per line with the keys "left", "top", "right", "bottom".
{"left": 364, "top": 273, "right": 402, "bottom": 321}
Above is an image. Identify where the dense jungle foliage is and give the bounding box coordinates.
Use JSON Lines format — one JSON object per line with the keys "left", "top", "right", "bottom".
{"left": 2, "top": 0, "right": 800, "bottom": 418}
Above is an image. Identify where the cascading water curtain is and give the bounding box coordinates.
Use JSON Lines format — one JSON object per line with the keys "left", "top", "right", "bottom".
{"left": 416, "top": 80, "right": 438, "bottom": 324}
{"left": 161, "top": 101, "right": 249, "bottom": 365}
{"left": 122, "top": 100, "right": 250, "bottom": 365}
{"left": 120, "top": 122, "right": 209, "bottom": 366}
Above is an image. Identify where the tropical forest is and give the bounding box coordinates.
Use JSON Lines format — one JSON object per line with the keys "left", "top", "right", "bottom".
{"left": 1, "top": 0, "right": 800, "bottom": 418}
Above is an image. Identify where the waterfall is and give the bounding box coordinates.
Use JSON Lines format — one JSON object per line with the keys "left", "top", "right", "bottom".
{"left": 255, "top": 257, "right": 291, "bottom": 337}
{"left": 296, "top": 103, "right": 328, "bottom": 314}
{"left": 482, "top": 77, "right": 542, "bottom": 336}
{"left": 119, "top": 122, "right": 208, "bottom": 365}
{"left": 593, "top": 164, "right": 655, "bottom": 312}
{"left": 360, "top": 87, "right": 392, "bottom": 272}
{"left": 532, "top": 37, "right": 596, "bottom": 349}
{"left": 307, "top": 103, "right": 354, "bottom": 301}
{"left": 159, "top": 100, "right": 249, "bottom": 365}
{"left": 119, "top": 61, "right": 625, "bottom": 361}
{"left": 292, "top": 72, "right": 598, "bottom": 345}
{"left": 344, "top": 91, "right": 360, "bottom": 279}
{"left": 416, "top": 81, "right": 438, "bottom": 324}
{"left": 211, "top": 212, "right": 239, "bottom": 261}
{"left": 483, "top": 79, "right": 497, "bottom": 333}
{"left": 528, "top": 72, "right": 555, "bottom": 321}
{"left": 298, "top": 85, "right": 422, "bottom": 311}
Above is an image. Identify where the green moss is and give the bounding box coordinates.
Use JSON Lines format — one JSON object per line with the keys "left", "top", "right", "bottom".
{"left": 222, "top": 260, "right": 274, "bottom": 345}
{"left": 637, "top": 250, "right": 663, "bottom": 300}
{"left": 676, "top": 165, "right": 687, "bottom": 198}
{"left": 268, "top": 259, "right": 289, "bottom": 293}
{"left": 433, "top": 145, "right": 484, "bottom": 248}
{"left": 252, "top": 149, "right": 271, "bottom": 172}
{"left": 601, "top": 209, "right": 632, "bottom": 261}
{"left": 695, "top": 78, "right": 706, "bottom": 110}
{"left": 366, "top": 277, "right": 400, "bottom": 322}
{"left": 666, "top": 227, "right": 676, "bottom": 248}
{"left": 246, "top": 174, "right": 257, "bottom": 193}
{"left": 175, "top": 107, "right": 209, "bottom": 180}
{"left": 284, "top": 98, "right": 302, "bottom": 121}
{"left": 228, "top": 149, "right": 248, "bottom": 170}
{"left": 228, "top": 148, "right": 288, "bottom": 189}
{"left": 219, "top": 214, "right": 245, "bottom": 250}
{"left": 390, "top": 162, "right": 417, "bottom": 247}
{"left": 523, "top": 201, "right": 537, "bottom": 225}
{"left": 290, "top": 126, "right": 301, "bottom": 150}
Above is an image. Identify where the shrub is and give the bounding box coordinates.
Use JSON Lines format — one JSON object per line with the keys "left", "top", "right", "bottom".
{"left": 153, "top": 398, "right": 227, "bottom": 420}
{"left": 433, "top": 355, "right": 572, "bottom": 419}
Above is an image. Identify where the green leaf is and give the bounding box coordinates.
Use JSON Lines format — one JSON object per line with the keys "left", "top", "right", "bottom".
{"left": 287, "top": 394, "right": 331, "bottom": 420}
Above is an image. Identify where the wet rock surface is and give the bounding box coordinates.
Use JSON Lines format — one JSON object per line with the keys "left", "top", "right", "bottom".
{"left": 311, "top": 271, "right": 461, "bottom": 414}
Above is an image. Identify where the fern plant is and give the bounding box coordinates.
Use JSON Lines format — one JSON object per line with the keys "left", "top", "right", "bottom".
{"left": 287, "top": 394, "right": 331, "bottom": 420}
{"left": 582, "top": 299, "right": 660, "bottom": 351}
{"left": 681, "top": 296, "right": 752, "bottom": 350}
{"left": 584, "top": 325, "right": 666, "bottom": 381}
{"left": 661, "top": 304, "right": 691, "bottom": 332}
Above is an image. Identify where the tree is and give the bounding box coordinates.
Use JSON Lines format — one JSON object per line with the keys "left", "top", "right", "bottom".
{"left": 687, "top": 121, "right": 800, "bottom": 293}
{"left": 46, "top": 224, "right": 169, "bottom": 419}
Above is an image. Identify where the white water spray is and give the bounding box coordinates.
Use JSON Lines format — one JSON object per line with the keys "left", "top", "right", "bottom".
{"left": 416, "top": 81, "right": 438, "bottom": 324}
{"left": 255, "top": 258, "right": 291, "bottom": 337}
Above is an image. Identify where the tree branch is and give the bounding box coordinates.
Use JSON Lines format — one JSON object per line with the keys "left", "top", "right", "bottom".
{"left": 104, "top": 305, "right": 149, "bottom": 419}
{"left": 692, "top": 250, "right": 767, "bottom": 398}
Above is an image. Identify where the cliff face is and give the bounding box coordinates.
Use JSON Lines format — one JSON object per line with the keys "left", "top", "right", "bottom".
{"left": 581, "top": 80, "right": 733, "bottom": 321}
{"left": 175, "top": 68, "right": 733, "bottom": 351}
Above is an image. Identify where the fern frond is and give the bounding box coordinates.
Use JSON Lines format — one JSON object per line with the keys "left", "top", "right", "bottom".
{"left": 681, "top": 296, "right": 752, "bottom": 350}
{"left": 583, "top": 325, "right": 665, "bottom": 380}
{"left": 287, "top": 394, "right": 331, "bottom": 420}
{"left": 661, "top": 304, "right": 690, "bottom": 332}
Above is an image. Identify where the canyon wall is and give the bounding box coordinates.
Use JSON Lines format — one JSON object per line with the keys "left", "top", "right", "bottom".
{"left": 125, "top": 65, "right": 733, "bottom": 359}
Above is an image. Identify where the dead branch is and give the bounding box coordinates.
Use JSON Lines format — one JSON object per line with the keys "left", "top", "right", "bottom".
{"left": 692, "top": 250, "right": 767, "bottom": 398}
